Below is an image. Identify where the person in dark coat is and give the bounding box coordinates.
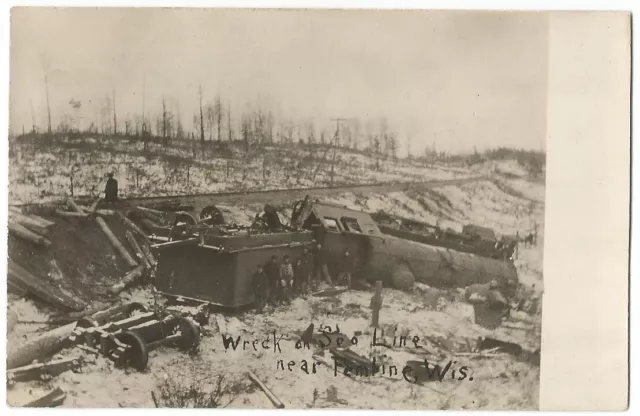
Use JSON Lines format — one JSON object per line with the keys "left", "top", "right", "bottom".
{"left": 279, "top": 255, "right": 294, "bottom": 304}
{"left": 264, "top": 255, "right": 280, "bottom": 304}
{"left": 252, "top": 265, "right": 268, "bottom": 310}
{"left": 337, "top": 249, "right": 355, "bottom": 289}
{"left": 313, "top": 243, "right": 333, "bottom": 285}
{"left": 297, "top": 247, "right": 313, "bottom": 293}
{"left": 104, "top": 173, "right": 118, "bottom": 204}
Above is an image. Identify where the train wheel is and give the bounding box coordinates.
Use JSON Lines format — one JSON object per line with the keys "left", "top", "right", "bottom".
{"left": 199, "top": 205, "right": 225, "bottom": 225}
{"left": 391, "top": 262, "right": 415, "bottom": 292}
{"left": 174, "top": 317, "right": 201, "bottom": 350}
{"left": 115, "top": 331, "right": 149, "bottom": 371}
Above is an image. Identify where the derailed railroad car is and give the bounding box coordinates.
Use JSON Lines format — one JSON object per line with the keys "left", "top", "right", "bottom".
{"left": 152, "top": 198, "right": 518, "bottom": 307}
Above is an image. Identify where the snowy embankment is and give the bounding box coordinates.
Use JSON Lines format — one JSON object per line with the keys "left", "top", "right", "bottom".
{"left": 9, "top": 138, "right": 468, "bottom": 204}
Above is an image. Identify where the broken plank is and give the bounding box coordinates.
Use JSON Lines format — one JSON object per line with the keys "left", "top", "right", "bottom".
{"left": 108, "top": 265, "right": 146, "bottom": 295}
{"left": 8, "top": 357, "right": 82, "bottom": 383}
{"left": 8, "top": 222, "right": 51, "bottom": 246}
{"left": 23, "top": 387, "right": 66, "bottom": 408}
{"left": 8, "top": 259, "right": 85, "bottom": 312}
{"left": 95, "top": 216, "right": 138, "bottom": 268}
{"left": 247, "top": 372, "right": 285, "bottom": 409}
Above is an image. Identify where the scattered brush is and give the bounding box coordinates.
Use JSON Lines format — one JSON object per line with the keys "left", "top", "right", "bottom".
{"left": 151, "top": 373, "right": 243, "bottom": 408}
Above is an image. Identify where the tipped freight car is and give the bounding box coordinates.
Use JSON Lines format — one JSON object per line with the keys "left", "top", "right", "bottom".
{"left": 152, "top": 196, "right": 518, "bottom": 307}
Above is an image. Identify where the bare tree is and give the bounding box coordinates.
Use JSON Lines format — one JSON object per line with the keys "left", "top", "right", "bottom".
{"left": 388, "top": 132, "right": 398, "bottom": 160}
{"left": 176, "top": 101, "right": 185, "bottom": 140}
{"left": 205, "top": 103, "right": 215, "bottom": 141}
{"left": 162, "top": 98, "right": 168, "bottom": 139}
{"left": 29, "top": 99, "right": 37, "bottom": 134}
{"left": 214, "top": 95, "right": 223, "bottom": 141}
{"left": 227, "top": 102, "right": 233, "bottom": 141}
{"left": 198, "top": 84, "right": 205, "bottom": 149}
{"left": 113, "top": 89, "right": 117, "bottom": 135}
{"left": 373, "top": 136, "right": 381, "bottom": 171}
{"left": 41, "top": 54, "right": 52, "bottom": 135}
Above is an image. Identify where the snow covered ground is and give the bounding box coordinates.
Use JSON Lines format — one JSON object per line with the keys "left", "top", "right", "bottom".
{"left": 6, "top": 146, "right": 545, "bottom": 410}
{"left": 9, "top": 138, "right": 470, "bottom": 204}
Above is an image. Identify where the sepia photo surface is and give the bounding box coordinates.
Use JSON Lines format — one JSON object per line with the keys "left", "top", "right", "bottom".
{"left": 3, "top": 7, "right": 627, "bottom": 411}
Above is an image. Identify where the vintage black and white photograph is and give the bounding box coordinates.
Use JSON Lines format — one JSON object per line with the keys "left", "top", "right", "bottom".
{"left": 6, "top": 7, "right": 547, "bottom": 409}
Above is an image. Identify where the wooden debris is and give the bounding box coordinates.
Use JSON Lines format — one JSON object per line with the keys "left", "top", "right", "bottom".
{"left": 140, "top": 241, "right": 156, "bottom": 267}
{"left": 66, "top": 198, "right": 84, "bottom": 214}
{"left": 247, "top": 371, "right": 285, "bottom": 409}
{"left": 9, "top": 211, "right": 53, "bottom": 236}
{"left": 8, "top": 356, "right": 82, "bottom": 383}
{"left": 311, "top": 287, "right": 348, "bottom": 297}
{"left": 125, "top": 231, "right": 151, "bottom": 269}
{"left": 136, "top": 205, "right": 166, "bottom": 216}
{"left": 8, "top": 222, "right": 51, "bottom": 246}
{"left": 88, "top": 197, "right": 101, "bottom": 212}
{"left": 108, "top": 265, "right": 146, "bottom": 295}
{"left": 8, "top": 258, "right": 85, "bottom": 312}
{"left": 23, "top": 387, "right": 66, "bottom": 408}
{"left": 7, "top": 322, "right": 77, "bottom": 369}
{"left": 55, "top": 209, "right": 89, "bottom": 218}
{"left": 117, "top": 211, "right": 150, "bottom": 244}
{"left": 95, "top": 216, "right": 138, "bottom": 268}
{"left": 151, "top": 238, "right": 198, "bottom": 249}
{"left": 8, "top": 280, "right": 27, "bottom": 297}
{"left": 26, "top": 212, "right": 55, "bottom": 227}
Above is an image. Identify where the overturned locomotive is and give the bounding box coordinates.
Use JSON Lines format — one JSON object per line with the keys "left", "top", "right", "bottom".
{"left": 151, "top": 197, "right": 518, "bottom": 307}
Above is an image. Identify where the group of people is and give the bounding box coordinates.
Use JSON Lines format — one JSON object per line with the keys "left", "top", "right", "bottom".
{"left": 251, "top": 243, "right": 357, "bottom": 308}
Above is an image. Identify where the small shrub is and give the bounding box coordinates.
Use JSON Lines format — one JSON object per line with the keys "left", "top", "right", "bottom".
{"left": 151, "top": 374, "right": 242, "bottom": 408}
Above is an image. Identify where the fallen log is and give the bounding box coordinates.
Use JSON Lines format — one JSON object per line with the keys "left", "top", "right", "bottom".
{"left": 8, "top": 356, "right": 83, "bottom": 383}
{"left": 108, "top": 265, "right": 146, "bottom": 295}
{"left": 117, "top": 212, "right": 150, "bottom": 244}
{"left": 9, "top": 212, "right": 53, "bottom": 236}
{"left": 66, "top": 198, "right": 84, "bottom": 214}
{"left": 125, "top": 231, "right": 151, "bottom": 269}
{"left": 8, "top": 222, "right": 51, "bottom": 246}
{"left": 89, "top": 197, "right": 101, "bottom": 213}
{"left": 95, "top": 216, "right": 138, "bottom": 268}
{"left": 8, "top": 280, "right": 28, "bottom": 297}
{"left": 247, "top": 372, "right": 285, "bottom": 409}
{"left": 55, "top": 209, "right": 88, "bottom": 218}
{"left": 140, "top": 241, "right": 156, "bottom": 267}
{"left": 23, "top": 387, "right": 66, "bottom": 408}
{"left": 7, "top": 322, "right": 77, "bottom": 369}
{"left": 29, "top": 213, "right": 55, "bottom": 228}
{"left": 136, "top": 205, "right": 166, "bottom": 216}
{"left": 8, "top": 259, "right": 85, "bottom": 312}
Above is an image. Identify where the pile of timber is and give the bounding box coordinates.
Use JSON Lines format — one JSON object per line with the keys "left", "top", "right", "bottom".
{"left": 8, "top": 206, "right": 54, "bottom": 247}
{"left": 9, "top": 199, "right": 158, "bottom": 311}
{"left": 7, "top": 259, "right": 85, "bottom": 312}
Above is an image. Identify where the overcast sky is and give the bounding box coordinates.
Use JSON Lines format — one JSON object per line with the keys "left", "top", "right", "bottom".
{"left": 10, "top": 8, "right": 548, "bottom": 154}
